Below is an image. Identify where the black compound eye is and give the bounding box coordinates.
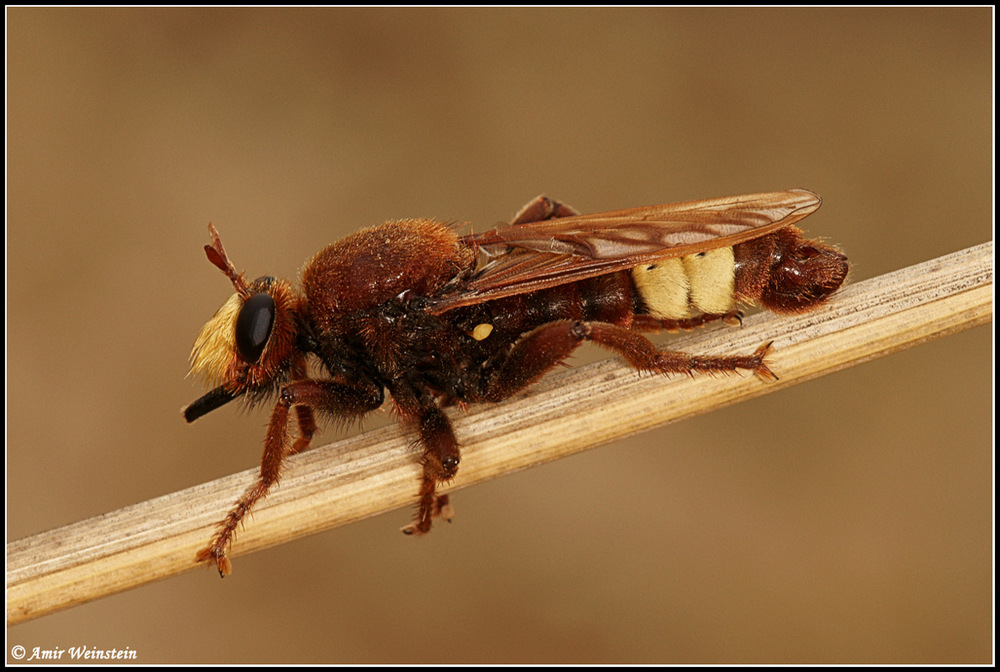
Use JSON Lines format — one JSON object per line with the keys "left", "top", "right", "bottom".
{"left": 235, "top": 292, "right": 275, "bottom": 363}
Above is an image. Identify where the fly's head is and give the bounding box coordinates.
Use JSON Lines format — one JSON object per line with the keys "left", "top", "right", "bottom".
{"left": 184, "top": 224, "right": 303, "bottom": 422}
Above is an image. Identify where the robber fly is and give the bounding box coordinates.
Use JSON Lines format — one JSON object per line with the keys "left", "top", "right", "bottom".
{"left": 184, "top": 188, "right": 848, "bottom": 576}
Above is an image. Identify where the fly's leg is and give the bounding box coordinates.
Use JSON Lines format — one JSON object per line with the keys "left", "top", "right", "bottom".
{"left": 479, "top": 320, "right": 595, "bottom": 402}
{"left": 197, "top": 378, "right": 383, "bottom": 576}
{"left": 583, "top": 322, "right": 776, "bottom": 380}
{"left": 389, "top": 381, "right": 460, "bottom": 536}
{"left": 399, "top": 404, "right": 460, "bottom": 535}
{"left": 397, "top": 320, "right": 599, "bottom": 533}
{"left": 510, "top": 195, "right": 580, "bottom": 225}
{"left": 400, "top": 320, "right": 596, "bottom": 533}
{"left": 287, "top": 405, "right": 318, "bottom": 455}
{"left": 478, "top": 319, "right": 775, "bottom": 402}
{"left": 632, "top": 311, "right": 744, "bottom": 333}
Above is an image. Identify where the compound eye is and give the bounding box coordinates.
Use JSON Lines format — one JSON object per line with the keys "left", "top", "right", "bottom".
{"left": 235, "top": 292, "right": 275, "bottom": 363}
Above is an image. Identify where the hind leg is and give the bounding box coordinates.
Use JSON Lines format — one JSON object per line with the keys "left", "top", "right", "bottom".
{"left": 581, "top": 322, "right": 776, "bottom": 380}
{"left": 478, "top": 320, "right": 775, "bottom": 404}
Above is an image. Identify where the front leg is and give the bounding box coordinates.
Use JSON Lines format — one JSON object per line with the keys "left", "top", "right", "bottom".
{"left": 197, "top": 378, "right": 383, "bottom": 576}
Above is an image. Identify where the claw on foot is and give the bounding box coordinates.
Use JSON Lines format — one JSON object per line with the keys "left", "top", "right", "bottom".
{"left": 753, "top": 341, "right": 778, "bottom": 382}
{"left": 196, "top": 544, "right": 233, "bottom": 578}
{"left": 400, "top": 494, "right": 453, "bottom": 536}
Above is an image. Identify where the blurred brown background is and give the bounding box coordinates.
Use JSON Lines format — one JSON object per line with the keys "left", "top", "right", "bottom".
{"left": 6, "top": 8, "right": 991, "bottom": 664}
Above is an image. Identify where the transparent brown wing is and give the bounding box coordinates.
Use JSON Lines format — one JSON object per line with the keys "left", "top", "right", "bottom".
{"left": 429, "top": 189, "right": 821, "bottom": 313}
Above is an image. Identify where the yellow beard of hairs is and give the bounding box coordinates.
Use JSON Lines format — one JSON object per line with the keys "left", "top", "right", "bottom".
{"left": 631, "top": 247, "right": 735, "bottom": 319}
{"left": 189, "top": 292, "right": 242, "bottom": 385}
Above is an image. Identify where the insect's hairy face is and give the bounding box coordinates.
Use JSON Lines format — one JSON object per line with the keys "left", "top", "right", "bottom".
{"left": 760, "top": 227, "right": 849, "bottom": 313}
{"left": 188, "top": 275, "right": 300, "bottom": 404}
